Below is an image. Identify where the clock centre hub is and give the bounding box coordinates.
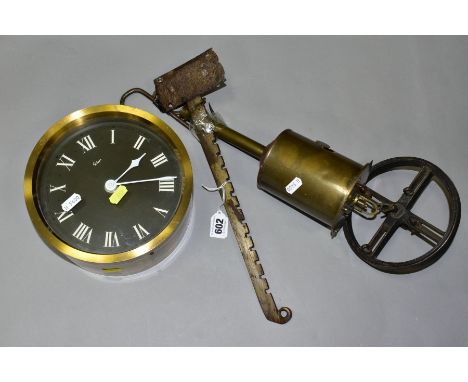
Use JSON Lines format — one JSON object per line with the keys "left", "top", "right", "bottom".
{"left": 104, "top": 179, "right": 117, "bottom": 193}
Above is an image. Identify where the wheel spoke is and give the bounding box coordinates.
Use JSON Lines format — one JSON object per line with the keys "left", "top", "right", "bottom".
{"left": 398, "top": 166, "right": 433, "bottom": 210}
{"left": 405, "top": 212, "right": 445, "bottom": 247}
{"left": 363, "top": 216, "right": 401, "bottom": 258}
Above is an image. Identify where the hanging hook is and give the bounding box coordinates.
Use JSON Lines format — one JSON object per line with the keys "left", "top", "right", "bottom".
{"left": 120, "top": 87, "right": 157, "bottom": 105}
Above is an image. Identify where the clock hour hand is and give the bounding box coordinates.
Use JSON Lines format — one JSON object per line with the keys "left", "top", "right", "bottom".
{"left": 115, "top": 152, "right": 146, "bottom": 182}
{"left": 104, "top": 152, "right": 146, "bottom": 193}
{"left": 116, "top": 176, "right": 177, "bottom": 186}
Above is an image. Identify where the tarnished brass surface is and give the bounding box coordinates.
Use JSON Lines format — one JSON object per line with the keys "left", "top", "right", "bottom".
{"left": 258, "top": 130, "right": 369, "bottom": 230}
{"left": 213, "top": 122, "right": 266, "bottom": 160}
{"left": 24, "top": 105, "right": 193, "bottom": 275}
{"left": 186, "top": 98, "right": 291, "bottom": 324}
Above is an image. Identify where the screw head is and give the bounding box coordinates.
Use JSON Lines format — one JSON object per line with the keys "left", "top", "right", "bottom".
{"left": 403, "top": 187, "right": 414, "bottom": 196}
{"left": 361, "top": 244, "right": 371, "bottom": 253}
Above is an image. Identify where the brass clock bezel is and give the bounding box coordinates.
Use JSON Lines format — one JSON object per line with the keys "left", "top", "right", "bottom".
{"left": 24, "top": 104, "right": 193, "bottom": 270}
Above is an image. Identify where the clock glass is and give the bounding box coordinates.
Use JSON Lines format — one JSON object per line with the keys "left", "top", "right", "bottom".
{"left": 25, "top": 105, "right": 192, "bottom": 275}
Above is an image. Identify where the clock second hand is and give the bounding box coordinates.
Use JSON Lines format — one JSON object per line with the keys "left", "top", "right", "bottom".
{"left": 116, "top": 176, "right": 177, "bottom": 186}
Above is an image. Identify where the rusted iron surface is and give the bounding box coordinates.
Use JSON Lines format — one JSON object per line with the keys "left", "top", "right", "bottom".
{"left": 155, "top": 48, "right": 225, "bottom": 112}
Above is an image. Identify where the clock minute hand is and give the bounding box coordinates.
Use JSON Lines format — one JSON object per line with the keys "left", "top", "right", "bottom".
{"left": 117, "top": 176, "right": 177, "bottom": 186}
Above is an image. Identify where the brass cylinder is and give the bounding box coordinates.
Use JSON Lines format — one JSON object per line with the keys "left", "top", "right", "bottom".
{"left": 257, "top": 130, "right": 369, "bottom": 229}
{"left": 214, "top": 122, "right": 266, "bottom": 160}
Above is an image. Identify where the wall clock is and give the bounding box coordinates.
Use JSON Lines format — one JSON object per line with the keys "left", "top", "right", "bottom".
{"left": 24, "top": 104, "right": 192, "bottom": 276}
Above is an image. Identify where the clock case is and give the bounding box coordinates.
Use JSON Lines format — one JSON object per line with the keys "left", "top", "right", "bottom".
{"left": 24, "top": 104, "right": 193, "bottom": 276}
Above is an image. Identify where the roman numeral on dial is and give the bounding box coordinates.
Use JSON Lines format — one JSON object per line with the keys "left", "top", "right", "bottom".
{"left": 104, "top": 231, "right": 120, "bottom": 247}
{"left": 159, "top": 179, "right": 175, "bottom": 192}
{"left": 54, "top": 210, "right": 74, "bottom": 223}
{"left": 56, "top": 154, "right": 75, "bottom": 171}
{"left": 153, "top": 207, "right": 169, "bottom": 218}
{"left": 133, "top": 135, "right": 146, "bottom": 150}
{"left": 49, "top": 184, "right": 66, "bottom": 193}
{"left": 150, "top": 153, "right": 168, "bottom": 168}
{"left": 72, "top": 222, "right": 93, "bottom": 243}
{"left": 133, "top": 223, "right": 150, "bottom": 240}
{"left": 77, "top": 135, "right": 97, "bottom": 152}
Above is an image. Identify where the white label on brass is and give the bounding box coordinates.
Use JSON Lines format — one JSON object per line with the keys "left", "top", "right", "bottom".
{"left": 61, "top": 193, "right": 82, "bottom": 212}
{"left": 285, "top": 177, "right": 303, "bottom": 194}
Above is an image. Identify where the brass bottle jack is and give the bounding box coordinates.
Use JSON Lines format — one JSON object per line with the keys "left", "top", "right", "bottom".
{"left": 121, "top": 49, "right": 461, "bottom": 323}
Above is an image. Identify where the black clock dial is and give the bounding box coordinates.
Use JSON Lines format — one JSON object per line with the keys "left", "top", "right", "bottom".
{"left": 35, "top": 117, "right": 184, "bottom": 254}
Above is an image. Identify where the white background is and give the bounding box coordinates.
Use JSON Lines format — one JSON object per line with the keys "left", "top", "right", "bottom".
{"left": 1, "top": 0, "right": 468, "bottom": 379}
{"left": 1, "top": 36, "right": 467, "bottom": 347}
